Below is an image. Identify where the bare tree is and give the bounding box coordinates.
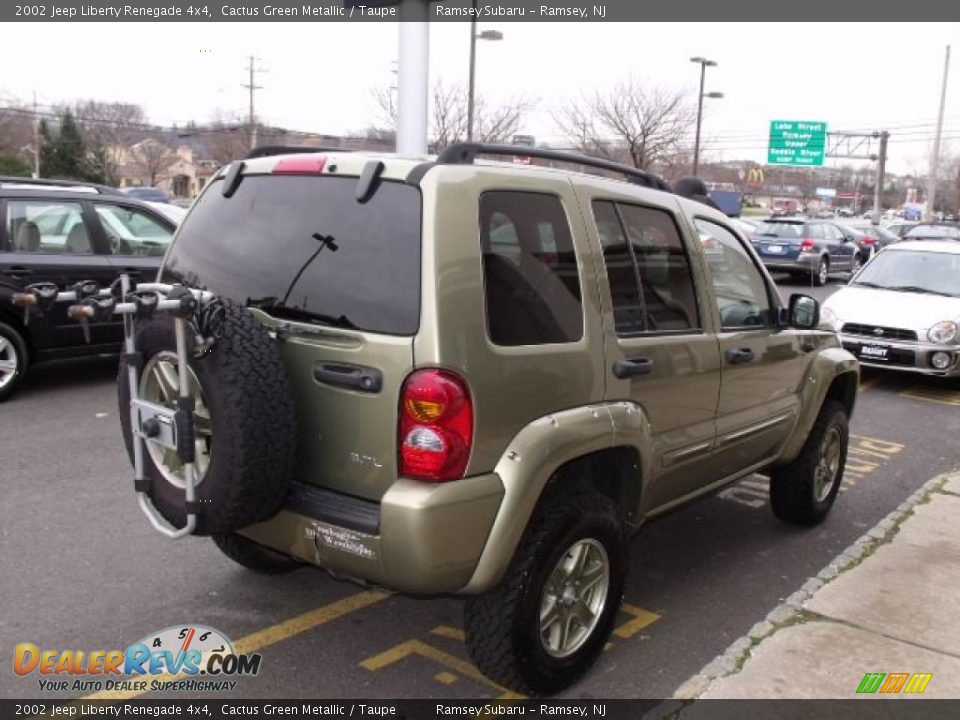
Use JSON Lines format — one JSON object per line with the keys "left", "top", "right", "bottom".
{"left": 556, "top": 79, "right": 695, "bottom": 170}
{"left": 68, "top": 100, "right": 147, "bottom": 185}
{"left": 129, "top": 139, "right": 177, "bottom": 186}
{"left": 0, "top": 98, "right": 37, "bottom": 159}
{"left": 372, "top": 81, "right": 530, "bottom": 151}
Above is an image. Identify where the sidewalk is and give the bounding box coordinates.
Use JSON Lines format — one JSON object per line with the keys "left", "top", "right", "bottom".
{"left": 674, "top": 470, "right": 960, "bottom": 699}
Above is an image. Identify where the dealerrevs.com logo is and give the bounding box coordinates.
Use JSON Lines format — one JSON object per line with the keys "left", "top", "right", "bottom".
{"left": 14, "top": 625, "right": 262, "bottom": 693}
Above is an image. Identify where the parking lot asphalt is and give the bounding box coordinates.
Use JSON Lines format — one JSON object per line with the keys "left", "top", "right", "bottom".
{"left": 3, "top": 275, "right": 958, "bottom": 700}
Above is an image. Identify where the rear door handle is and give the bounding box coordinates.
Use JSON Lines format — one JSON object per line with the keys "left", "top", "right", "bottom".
{"left": 727, "top": 348, "right": 755, "bottom": 364}
{"left": 613, "top": 357, "right": 654, "bottom": 378}
{"left": 314, "top": 362, "right": 383, "bottom": 393}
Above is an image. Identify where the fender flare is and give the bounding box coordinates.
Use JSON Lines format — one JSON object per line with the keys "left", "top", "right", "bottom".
{"left": 461, "top": 401, "right": 654, "bottom": 594}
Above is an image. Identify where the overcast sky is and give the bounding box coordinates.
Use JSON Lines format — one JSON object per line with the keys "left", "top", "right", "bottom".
{"left": 2, "top": 21, "right": 958, "bottom": 174}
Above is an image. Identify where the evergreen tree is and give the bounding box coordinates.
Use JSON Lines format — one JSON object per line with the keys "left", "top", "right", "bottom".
{"left": 54, "top": 110, "right": 87, "bottom": 180}
{"left": 38, "top": 119, "right": 58, "bottom": 177}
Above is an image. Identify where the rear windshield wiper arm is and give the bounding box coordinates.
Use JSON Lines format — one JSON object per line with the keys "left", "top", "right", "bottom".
{"left": 247, "top": 297, "right": 355, "bottom": 328}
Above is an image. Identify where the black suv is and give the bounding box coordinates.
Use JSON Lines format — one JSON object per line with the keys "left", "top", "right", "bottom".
{"left": 0, "top": 177, "right": 177, "bottom": 400}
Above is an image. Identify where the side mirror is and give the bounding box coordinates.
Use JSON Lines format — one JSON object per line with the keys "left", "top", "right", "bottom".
{"left": 789, "top": 294, "right": 819, "bottom": 329}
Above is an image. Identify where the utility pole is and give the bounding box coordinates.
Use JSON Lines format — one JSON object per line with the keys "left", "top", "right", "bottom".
{"left": 243, "top": 55, "right": 264, "bottom": 151}
{"left": 32, "top": 91, "right": 40, "bottom": 178}
{"left": 873, "top": 131, "right": 889, "bottom": 221}
{"left": 927, "top": 44, "right": 950, "bottom": 221}
{"left": 396, "top": 0, "right": 430, "bottom": 155}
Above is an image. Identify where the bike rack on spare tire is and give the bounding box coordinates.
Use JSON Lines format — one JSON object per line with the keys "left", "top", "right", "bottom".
{"left": 11, "top": 274, "right": 219, "bottom": 539}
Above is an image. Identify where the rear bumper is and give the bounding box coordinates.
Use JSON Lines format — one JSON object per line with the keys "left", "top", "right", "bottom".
{"left": 759, "top": 252, "right": 819, "bottom": 273}
{"left": 239, "top": 473, "right": 505, "bottom": 594}
{"left": 840, "top": 335, "right": 960, "bottom": 376}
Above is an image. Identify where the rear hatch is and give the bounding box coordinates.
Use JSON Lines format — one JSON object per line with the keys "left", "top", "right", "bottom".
{"left": 751, "top": 220, "right": 806, "bottom": 260}
{"left": 162, "top": 169, "right": 421, "bottom": 502}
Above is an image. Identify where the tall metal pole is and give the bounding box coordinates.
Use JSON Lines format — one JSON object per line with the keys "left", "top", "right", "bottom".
{"left": 243, "top": 55, "right": 263, "bottom": 151}
{"left": 397, "top": 0, "right": 430, "bottom": 155}
{"left": 467, "top": 0, "right": 478, "bottom": 142}
{"left": 32, "top": 91, "right": 40, "bottom": 178}
{"left": 693, "top": 63, "right": 705, "bottom": 176}
{"left": 927, "top": 45, "right": 951, "bottom": 221}
{"left": 873, "top": 131, "right": 889, "bottom": 221}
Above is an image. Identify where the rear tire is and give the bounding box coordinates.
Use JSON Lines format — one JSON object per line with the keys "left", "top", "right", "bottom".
{"left": 0, "top": 321, "right": 29, "bottom": 402}
{"left": 212, "top": 533, "right": 300, "bottom": 575}
{"left": 813, "top": 257, "right": 829, "bottom": 286}
{"left": 464, "top": 494, "right": 627, "bottom": 695}
{"left": 770, "top": 400, "right": 848, "bottom": 526}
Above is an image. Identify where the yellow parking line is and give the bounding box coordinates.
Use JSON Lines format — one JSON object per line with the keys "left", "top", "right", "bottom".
{"left": 360, "top": 639, "right": 524, "bottom": 699}
{"left": 900, "top": 388, "right": 960, "bottom": 406}
{"left": 430, "top": 625, "right": 466, "bottom": 642}
{"left": 613, "top": 603, "right": 660, "bottom": 639}
{"left": 83, "top": 589, "right": 391, "bottom": 700}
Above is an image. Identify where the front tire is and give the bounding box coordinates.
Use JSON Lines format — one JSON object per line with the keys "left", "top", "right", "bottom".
{"left": 464, "top": 494, "right": 627, "bottom": 695}
{"left": 770, "top": 400, "right": 848, "bottom": 526}
{"left": 0, "top": 322, "right": 29, "bottom": 402}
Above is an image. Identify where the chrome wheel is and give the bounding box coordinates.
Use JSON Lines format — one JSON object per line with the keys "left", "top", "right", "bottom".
{"left": 539, "top": 538, "right": 610, "bottom": 658}
{"left": 0, "top": 335, "right": 19, "bottom": 390}
{"left": 814, "top": 426, "right": 843, "bottom": 502}
{"left": 139, "top": 351, "right": 212, "bottom": 488}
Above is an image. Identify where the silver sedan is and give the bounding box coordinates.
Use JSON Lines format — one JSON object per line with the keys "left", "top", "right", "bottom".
{"left": 821, "top": 240, "right": 960, "bottom": 376}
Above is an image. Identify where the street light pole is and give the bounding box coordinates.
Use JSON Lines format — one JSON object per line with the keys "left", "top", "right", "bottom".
{"left": 466, "top": 1, "right": 503, "bottom": 143}
{"left": 467, "top": 0, "right": 477, "bottom": 142}
{"left": 690, "top": 56, "right": 719, "bottom": 176}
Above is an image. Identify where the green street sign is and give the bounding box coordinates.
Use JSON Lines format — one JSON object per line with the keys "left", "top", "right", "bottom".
{"left": 768, "top": 120, "right": 828, "bottom": 166}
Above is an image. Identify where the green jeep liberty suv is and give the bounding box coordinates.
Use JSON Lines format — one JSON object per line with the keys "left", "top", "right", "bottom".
{"left": 120, "top": 144, "right": 859, "bottom": 695}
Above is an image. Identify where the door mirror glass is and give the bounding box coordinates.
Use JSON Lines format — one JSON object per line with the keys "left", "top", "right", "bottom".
{"left": 789, "top": 294, "right": 819, "bottom": 329}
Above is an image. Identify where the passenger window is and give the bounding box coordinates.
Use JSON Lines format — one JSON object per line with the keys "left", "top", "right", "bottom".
{"left": 95, "top": 204, "right": 174, "bottom": 257}
{"left": 695, "top": 218, "right": 774, "bottom": 329}
{"left": 5, "top": 201, "right": 90, "bottom": 254}
{"left": 480, "top": 191, "right": 583, "bottom": 346}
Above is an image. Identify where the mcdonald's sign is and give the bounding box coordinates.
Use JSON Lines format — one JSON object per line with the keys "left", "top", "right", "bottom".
{"left": 856, "top": 672, "right": 933, "bottom": 694}
{"left": 746, "top": 167, "right": 765, "bottom": 186}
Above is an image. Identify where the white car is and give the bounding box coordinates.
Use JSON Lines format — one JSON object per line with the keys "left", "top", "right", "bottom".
{"left": 821, "top": 240, "right": 960, "bottom": 376}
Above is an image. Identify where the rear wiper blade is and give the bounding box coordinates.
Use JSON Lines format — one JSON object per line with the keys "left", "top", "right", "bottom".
{"left": 247, "top": 298, "right": 355, "bottom": 328}
{"left": 887, "top": 285, "right": 957, "bottom": 297}
{"left": 758, "top": 232, "right": 781, "bottom": 237}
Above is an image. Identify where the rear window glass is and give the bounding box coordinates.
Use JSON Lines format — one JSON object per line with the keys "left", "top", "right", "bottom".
{"left": 163, "top": 175, "right": 421, "bottom": 336}
{"left": 753, "top": 222, "right": 804, "bottom": 238}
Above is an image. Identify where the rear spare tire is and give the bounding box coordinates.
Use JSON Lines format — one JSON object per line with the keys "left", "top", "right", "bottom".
{"left": 119, "top": 299, "right": 296, "bottom": 535}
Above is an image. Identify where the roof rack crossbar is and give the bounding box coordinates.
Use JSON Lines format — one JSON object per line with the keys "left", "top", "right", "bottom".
{"left": 243, "top": 146, "right": 354, "bottom": 160}
{"left": 0, "top": 176, "right": 124, "bottom": 195}
{"left": 434, "top": 143, "right": 673, "bottom": 192}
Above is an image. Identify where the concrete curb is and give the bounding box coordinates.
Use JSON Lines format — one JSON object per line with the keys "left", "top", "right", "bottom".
{"left": 672, "top": 468, "right": 959, "bottom": 700}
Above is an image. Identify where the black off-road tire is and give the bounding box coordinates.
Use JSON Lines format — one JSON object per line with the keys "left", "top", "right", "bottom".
{"left": 119, "top": 299, "right": 297, "bottom": 535}
{"left": 212, "top": 533, "right": 301, "bottom": 575}
{"left": 0, "top": 321, "right": 29, "bottom": 402}
{"left": 770, "top": 400, "right": 849, "bottom": 526}
{"left": 464, "top": 494, "right": 628, "bottom": 696}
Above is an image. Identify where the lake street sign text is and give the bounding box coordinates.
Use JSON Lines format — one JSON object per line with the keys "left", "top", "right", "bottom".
{"left": 768, "top": 120, "right": 827, "bottom": 166}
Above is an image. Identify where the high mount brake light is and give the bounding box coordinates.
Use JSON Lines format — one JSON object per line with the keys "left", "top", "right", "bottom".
{"left": 399, "top": 369, "right": 473, "bottom": 482}
{"left": 272, "top": 156, "right": 327, "bottom": 174}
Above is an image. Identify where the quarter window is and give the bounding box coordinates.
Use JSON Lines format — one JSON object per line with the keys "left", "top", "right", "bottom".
{"left": 480, "top": 191, "right": 583, "bottom": 346}
{"left": 695, "top": 218, "right": 774, "bottom": 329}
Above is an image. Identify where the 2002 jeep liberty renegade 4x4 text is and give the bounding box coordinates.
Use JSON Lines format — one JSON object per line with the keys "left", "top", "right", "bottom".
{"left": 110, "top": 144, "right": 858, "bottom": 695}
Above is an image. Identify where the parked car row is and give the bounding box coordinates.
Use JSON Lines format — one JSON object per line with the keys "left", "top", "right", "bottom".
{"left": 0, "top": 177, "right": 180, "bottom": 399}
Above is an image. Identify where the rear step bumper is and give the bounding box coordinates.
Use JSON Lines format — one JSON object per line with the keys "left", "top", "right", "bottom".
{"left": 239, "top": 473, "right": 504, "bottom": 594}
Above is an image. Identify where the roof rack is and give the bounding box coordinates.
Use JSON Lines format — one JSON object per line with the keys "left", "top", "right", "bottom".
{"left": 243, "top": 146, "right": 354, "bottom": 160}
{"left": 0, "top": 176, "right": 125, "bottom": 196}
{"left": 434, "top": 143, "right": 673, "bottom": 192}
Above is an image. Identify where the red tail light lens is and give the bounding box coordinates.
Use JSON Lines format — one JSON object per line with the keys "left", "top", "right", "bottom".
{"left": 272, "top": 156, "right": 326, "bottom": 174}
{"left": 399, "top": 370, "right": 473, "bottom": 482}
{"left": 800, "top": 238, "right": 815, "bottom": 251}
{"left": 862, "top": 237, "right": 876, "bottom": 244}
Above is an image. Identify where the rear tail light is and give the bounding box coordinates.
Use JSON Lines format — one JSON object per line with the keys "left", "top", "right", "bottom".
{"left": 862, "top": 237, "right": 876, "bottom": 244}
{"left": 800, "top": 238, "right": 816, "bottom": 251}
{"left": 399, "top": 369, "right": 473, "bottom": 482}
{"left": 272, "top": 156, "right": 327, "bottom": 174}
